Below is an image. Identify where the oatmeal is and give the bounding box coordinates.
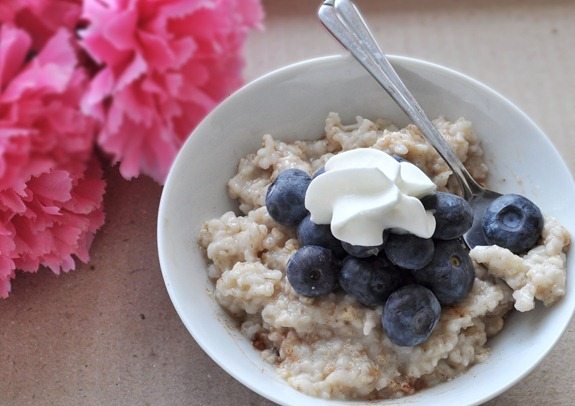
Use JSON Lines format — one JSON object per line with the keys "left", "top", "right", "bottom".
{"left": 198, "top": 113, "right": 569, "bottom": 400}
{"left": 470, "top": 216, "right": 570, "bottom": 312}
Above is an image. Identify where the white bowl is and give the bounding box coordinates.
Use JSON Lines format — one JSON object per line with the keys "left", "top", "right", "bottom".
{"left": 157, "top": 55, "right": 575, "bottom": 405}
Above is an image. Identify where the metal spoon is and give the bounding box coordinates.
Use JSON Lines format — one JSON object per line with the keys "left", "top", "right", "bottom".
{"left": 318, "top": 0, "right": 501, "bottom": 248}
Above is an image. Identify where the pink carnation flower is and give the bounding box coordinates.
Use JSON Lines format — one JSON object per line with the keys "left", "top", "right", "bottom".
{"left": 80, "top": 0, "right": 264, "bottom": 183}
{"left": 0, "top": 24, "right": 105, "bottom": 298}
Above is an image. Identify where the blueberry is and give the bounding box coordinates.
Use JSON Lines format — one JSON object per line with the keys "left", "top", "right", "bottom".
{"left": 421, "top": 192, "right": 473, "bottom": 240}
{"left": 265, "top": 169, "right": 311, "bottom": 226}
{"left": 382, "top": 284, "right": 441, "bottom": 347}
{"left": 392, "top": 154, "right": 407, "bottom": 162}
{"left": 341, "top": 230, "right": 390, "bottom": 258}
{"left": 411, "top": 239, "right": 474, "bottom": 305}
{"left": 383, "top": 233, "right": 434, "bottom": 270}
{"left": 287, "top": 246, "right": 338, "bottom": 297}
{"left": 297, "top": 215, "right": 346, "bottom": 258}
{"left": 482, "top": 193, "right": 543, "bottom": 254}
{"left": 339, "top": 255, "right": 407, "bottom": 306}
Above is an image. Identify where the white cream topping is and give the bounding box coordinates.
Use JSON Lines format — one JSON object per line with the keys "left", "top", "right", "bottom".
{"left": 305, "top": 148, "right": 436, "bottom": 246}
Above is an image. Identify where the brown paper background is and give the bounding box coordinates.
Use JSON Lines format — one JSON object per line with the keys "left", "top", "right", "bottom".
{"left": 2, "top": 1, "right": 574, "bottom": 405}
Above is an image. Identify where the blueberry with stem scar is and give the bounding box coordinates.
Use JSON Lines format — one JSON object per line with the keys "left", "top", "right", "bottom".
{"left": 383, "top": 284, "right": 441, "bottom": 346}
{"left": 482, "top": 194, "right": 543, "bottom": 254}
{"left": 411, "top": 239, "right": 475, "bottom": 305}
{"left": 287, "top": 246, "right": 338, "bottom": 297}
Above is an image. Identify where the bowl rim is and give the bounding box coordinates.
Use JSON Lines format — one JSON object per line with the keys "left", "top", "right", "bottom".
{"left": 157, "top": 53, "right": 575, "bottom": 406}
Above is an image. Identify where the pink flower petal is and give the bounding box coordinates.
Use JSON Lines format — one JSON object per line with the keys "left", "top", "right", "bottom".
{"left": 81, "top": 68, "right": 115, "bottom": 120}
{"left": 0, "top": 188, "right": 27, "bottom": 214}
{"left": 103, "top": 7, "right": 138, "bottom": 50}
{"left": 27, "top": 170, "right": 72, "bottom": 202}
{"left": 0, "top": 127, "right": 32, "bottom": 190}
{"left": 115, "top": 52, "right": 147, "bottom": 91}
{"left": 0, "top": 24, "right": 31, "bottom": 91}
{"left": 2, "top": 28, "right": 76, "bottom": 102}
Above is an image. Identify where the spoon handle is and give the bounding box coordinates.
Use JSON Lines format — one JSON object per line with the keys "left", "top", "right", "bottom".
{"left": 319, "top": 0, "right": 482, "bottom": 199}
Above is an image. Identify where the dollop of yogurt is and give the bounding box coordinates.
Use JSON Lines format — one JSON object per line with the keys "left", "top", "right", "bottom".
{"left": 305, "top": 148, "right": 436, "bottom": 246}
